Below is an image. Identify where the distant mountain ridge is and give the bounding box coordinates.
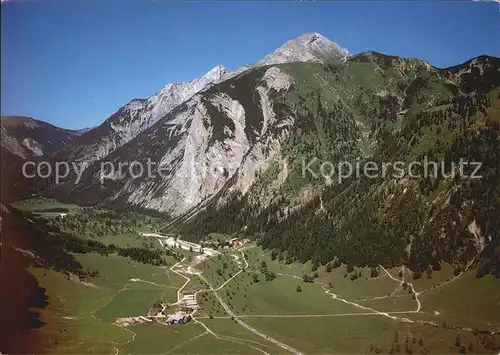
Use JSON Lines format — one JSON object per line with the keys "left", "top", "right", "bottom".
{"left": 0, "top": 116, "right": 80, "bottom": 158}
{"left": 49, "top": 64, "right": 229, "bottom": 169}
{"left": 48, "top": 33, "right": 349, "bottom": 170}
{"left": 36, "top": 54, "right": 499, "bottom": 216}
{"left": 1, "top": 32, "right": 349, "bottom": 203}
{"left": 1, "top": 33, "right": 348, "bottom": 165}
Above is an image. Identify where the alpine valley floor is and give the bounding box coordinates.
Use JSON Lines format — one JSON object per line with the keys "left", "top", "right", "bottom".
{"left": 4, "top": 198, "right": 499, "bottom": 355}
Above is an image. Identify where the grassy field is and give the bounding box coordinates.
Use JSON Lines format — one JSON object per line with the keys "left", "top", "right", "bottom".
{"left": 74, "top": 253, "right": 183, "bottom": 290}
{"left": 400, "top": 263, "right": 456, "bottom": 293}
{"left": 356, "top": 294, "right": 417, "bottom": 313}
{"left": 172, "top": 333, "right": 263, "bottom": 354}
{"left": 29, "top": 267, "right": 133, "bottom": 354}
{"left": 380, "top": 322, "right": 498, "bottom": 355}
{"left": 89, "top": 232, "right": 150, "bottom": 248}
{"left": 244, "top": 246, "right": 312, "bottom": 278}
{"left": 10, "top": 196, "right": 80, "bottom": 213}
{"left": 28, "top": 249, "right": 500, "bottom": 355}
{"left": 27, "top": 251, "right": 192, "bottom": 354}
{"left": 244, "top": 316, "right": 499, "bottom": 355}
{"left": 204, "top": 318, "right": 285, "bottom": 353}
{"left": 418, "top": 271, "right": 500, "bottom": 331}
{"left": 74, "top": 253, "right": 187, "bottom": 321}
{"left": 120, "top": 323, "right": 205, "bottom": 354}
{"left": 196, "top": 290, "right": 227, "bottom": 317}
{"left": 96, "top": 289, "right": 163, "bottom": 322}
{"left": 316, "top": 266, "right": 401, "bottom": 300}
{"left": 244, "top": 246, "right": 405, "bottom": 301}
{"left": 10, "top": 198, "right": 166, "bottom": 254}
{"left": 245, "top": 316, "right": 396, "bottom": 354}
{"left": 120, "top": 320, "right": 281, "bottom": 355}
{"left": 11, "top": 196, "right": 169, "bottom": 250}
{"left": 190, "top": 244, "right": 500, "bottom": 354}
{"left": 24, "top": 235, "right": 500, "bottom": 355}
{"left": 197, "top": 252, "right": 242, "bottom": 289}
{"left": 218, "top": 271, "right": 365, "bottom": 315}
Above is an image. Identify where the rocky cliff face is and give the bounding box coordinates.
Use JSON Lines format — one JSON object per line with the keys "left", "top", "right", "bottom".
{"left": 257, "top": 32, "right": 349, "bottom": 66}
{"left": 49, "top": 33, "right": 350, "bottom": 171}
{"left": 46, "top": 65, "right": 296, "bottom": 216}
{"left": 43, "top": 54, "right": 499, "bottom": 222}
{"left": 24, "top": 33, "right": 348, "bottom": 209}
{"left": 51, "top": 64, "right": 229, "bottom": 168}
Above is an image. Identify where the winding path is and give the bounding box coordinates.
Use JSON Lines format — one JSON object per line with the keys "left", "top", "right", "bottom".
{"left": 114, "top": 232, "right": 487, "bottom": 354}
{"left": 380, "top": 266, "right": 421, "bottom": 312}
{"left": 169, "top": 243, "right": 427, "bottom": 353}
{"left": 196, "top": 270, "right": 303, "bottom": 355}
{"left": 158, "top": 240, "right": 300, "bottom": 354}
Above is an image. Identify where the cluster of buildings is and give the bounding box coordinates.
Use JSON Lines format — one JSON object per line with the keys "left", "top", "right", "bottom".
{"left": 115, "top": 234, "right": 250, "bottom": 329}
{"left": 166, "top": 313, "right": 192, "bottom": 325}
{"left": 116, "top": 313, "right": 192, "bottom": 326}
{"left": 198, "top": 236, "right": 250, "bottom": 250}
{"left": 125, "top": 291, "right": 198, "bottom": 327}
{"left": 163, "top": 291, "right": 198, "bottom": 325}
{"left": 181, "top": 291, "right": 198, "bottom": 310}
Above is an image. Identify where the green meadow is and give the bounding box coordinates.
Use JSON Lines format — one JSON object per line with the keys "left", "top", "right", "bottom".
{"left": 26, "top": 240, "right": 500, "bottom": 355}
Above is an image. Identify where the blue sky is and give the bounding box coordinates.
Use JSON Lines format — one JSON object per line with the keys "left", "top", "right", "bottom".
{"left": 2, "top": 1, "right": 499, "bottom": 130}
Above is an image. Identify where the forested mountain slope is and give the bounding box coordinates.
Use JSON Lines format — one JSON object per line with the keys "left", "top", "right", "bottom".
{"left": 176, "top": 53, "right": 500, "bottom": 275}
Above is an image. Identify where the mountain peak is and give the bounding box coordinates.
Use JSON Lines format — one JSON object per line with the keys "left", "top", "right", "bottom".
{"left": 103, "top": 64, "right": 228, "bottom": 153}
{"left": 258, "top": 32, "right": 349, "bottom": 66}
{"left": 203, "top": 64, "right": 228, "bottom": 80}
{"left": 295, "top": 32, "right": 328, "bottom": 44}
{"left": 158, "top": 65, "right": 227, "bottom": 95}
{"left": 204, "top": 64, "right": 227, "bottom": 76}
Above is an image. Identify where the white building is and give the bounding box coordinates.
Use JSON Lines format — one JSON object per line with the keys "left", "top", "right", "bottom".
{"left": 181, "top": 292, "right": 198, "bottom": 309}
